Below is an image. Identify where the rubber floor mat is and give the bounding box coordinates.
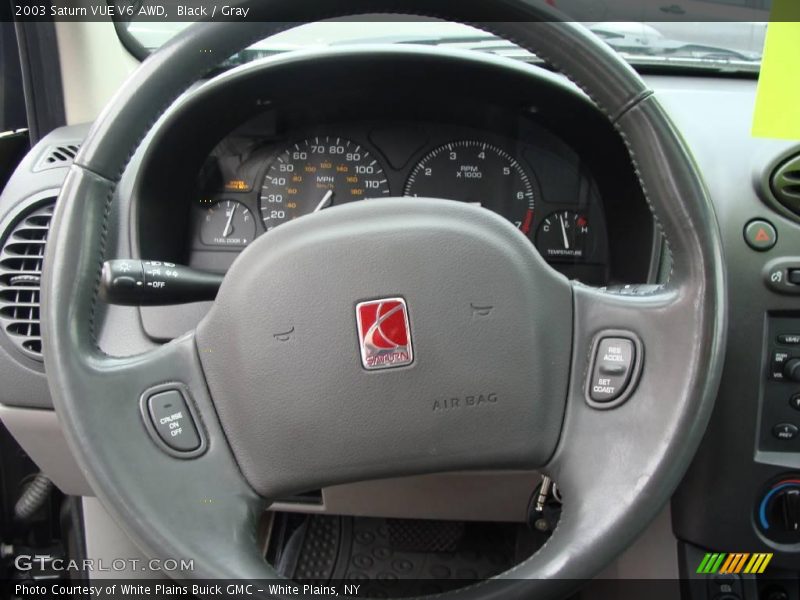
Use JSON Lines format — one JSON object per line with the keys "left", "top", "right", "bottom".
{"left": 285, "top": 515, "right": 519, "bottom": 597}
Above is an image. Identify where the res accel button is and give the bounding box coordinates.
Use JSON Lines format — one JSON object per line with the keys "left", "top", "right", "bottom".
{"left": 148, "top": 389, "right": 201, "bottom": 452}
{"left": 589, "top": 337, "right": 635, "bottom": 403}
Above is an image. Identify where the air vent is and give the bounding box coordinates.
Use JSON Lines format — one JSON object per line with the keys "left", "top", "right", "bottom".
{"left": 0, "top": 201, "right": 55, "bottom": 361}
{"left": 34, "top": 144, "right": 81, "bottom": 171}
{"left": 771, "top": 154, "right": 800, "bottom": 215}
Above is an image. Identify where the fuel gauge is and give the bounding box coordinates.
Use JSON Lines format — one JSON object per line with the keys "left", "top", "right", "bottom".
{"left": 536, "top": 210, "right": 589, "bottom": 261}
{"left": 199, "top": 199, "right": 256, "bottom": 247}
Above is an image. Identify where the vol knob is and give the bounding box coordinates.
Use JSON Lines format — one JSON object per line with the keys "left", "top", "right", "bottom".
{"left": 783, "top": 358, "right": 800, "bottom": 382}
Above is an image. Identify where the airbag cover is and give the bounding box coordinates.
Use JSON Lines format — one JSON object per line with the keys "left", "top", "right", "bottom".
{"left": 196, "top": 198, "right": 572, "bottom": 497}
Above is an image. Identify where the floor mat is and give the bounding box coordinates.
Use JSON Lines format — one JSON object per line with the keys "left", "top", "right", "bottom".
{"left": 281, "top": 515, "right": 521, "bottom": 597}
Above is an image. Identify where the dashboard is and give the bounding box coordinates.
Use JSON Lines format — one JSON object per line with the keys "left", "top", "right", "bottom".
{"left": 3, "top": 42, "right": 800, "bottom": 578}
{"left": 0, "top": 45, "right": 664, "bottom": 536}
{"left": 122, "top": 49, "right": 657, "bottom": 299}
{"left": 189, "top": 122, "right": 609, "bottom": 284}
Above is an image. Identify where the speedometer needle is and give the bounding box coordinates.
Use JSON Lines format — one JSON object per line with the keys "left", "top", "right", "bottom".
{"left": 559, "top": 214, "right": 570, "bottom": 250}
{"left": 314, "top": 190, "right": 334, "bottom": 212}
{"left": 222, "top": 204, "right": 237, "bottom": 238}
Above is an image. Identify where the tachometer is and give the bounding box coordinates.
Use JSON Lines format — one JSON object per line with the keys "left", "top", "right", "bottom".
{"left": 259, "top": 137, "right": 390, "bottom": 230}
{"left": 403, "top": 140, "right": 535, "bottom": 238}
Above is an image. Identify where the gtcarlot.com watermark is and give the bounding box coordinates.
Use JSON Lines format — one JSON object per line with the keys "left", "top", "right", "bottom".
{"left": 14, "top": 554, "right": 194, "bottom": 573}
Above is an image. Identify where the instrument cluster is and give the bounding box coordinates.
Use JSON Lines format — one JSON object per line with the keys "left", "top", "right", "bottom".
{"left": 190, "top": 124, "right": 609, "bottom": 284}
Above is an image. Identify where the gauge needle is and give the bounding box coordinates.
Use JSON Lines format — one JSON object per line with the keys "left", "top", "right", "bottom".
{"left": 222, "top": 204, "right": 237, "bottom": 238}
{"left": 559, "top": 214, "right": 570, "bottom": 250}
{"left": 314, "top": 190, "right": 334, "bottom": 212}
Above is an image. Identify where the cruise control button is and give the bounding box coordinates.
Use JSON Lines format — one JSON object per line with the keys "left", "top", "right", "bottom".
{"left": 599, "top": 363, "right": 626, "bottom": 376}
{"left": 148, "top": 389, "right": 201, "bottom": 452}
{"left": 772, "top": 423, "right": 798, "bottom": 441}
{"left": 589, "top": 337, "right": 635, "bottom": 403}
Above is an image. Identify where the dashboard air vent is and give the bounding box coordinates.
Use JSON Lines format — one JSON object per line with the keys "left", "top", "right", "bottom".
{"left": 0, "top": 201, "right": 55, "bottom": 361}
{"left": 35, "top": 144, "right": 81, "bottom": 171}
{"left": 771, "top": 154, "right": 800, "bottom": 215}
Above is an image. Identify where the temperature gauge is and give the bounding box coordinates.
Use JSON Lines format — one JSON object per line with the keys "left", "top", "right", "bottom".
{"left": 536, "top": 210, "right": 589, "bottom": 261}
{"left": 199, "top": 199, "right": 256, "bottom": 247}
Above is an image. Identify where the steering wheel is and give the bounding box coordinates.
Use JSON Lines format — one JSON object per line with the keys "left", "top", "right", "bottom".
{"left": 41, "top": 1, "right": 726, "bottom": 596}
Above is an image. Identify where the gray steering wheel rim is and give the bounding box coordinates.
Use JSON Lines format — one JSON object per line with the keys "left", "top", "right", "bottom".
{"left": 41, "top": 2, "right": 726, "bottom": 597}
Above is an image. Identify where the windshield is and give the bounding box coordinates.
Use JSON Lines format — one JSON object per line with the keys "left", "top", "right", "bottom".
{"left": 122, "top": 18, "right": 767, "bottom": 74}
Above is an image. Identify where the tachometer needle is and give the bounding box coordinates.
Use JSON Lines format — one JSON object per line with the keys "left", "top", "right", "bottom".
{"left": 314, "top": 190, "right": 334, "bottom": 212}
{"left": 222, "top": 204, "right": 237, "bottom": 238}
{"left": 559, "top": 214, "right": 570, "bottom": 250}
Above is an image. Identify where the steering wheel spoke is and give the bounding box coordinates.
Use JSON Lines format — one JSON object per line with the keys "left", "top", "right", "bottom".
{"left": 59, "top": 331, "right": 269, "bottom": 577}
{"left": 528, "top": 281, "right": 718, "bottom": 581}
{"left": 41, "top": 165, "right": 268, "bottom": 576}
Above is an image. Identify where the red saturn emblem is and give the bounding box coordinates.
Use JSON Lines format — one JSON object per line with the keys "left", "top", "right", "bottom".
{"left": 355, "top": 298, "right": 413, "bottom": 370}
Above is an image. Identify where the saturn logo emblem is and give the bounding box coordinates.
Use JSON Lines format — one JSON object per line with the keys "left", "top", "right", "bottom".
{"left": 355, "top": 298, "right": 413, "bottom": 370}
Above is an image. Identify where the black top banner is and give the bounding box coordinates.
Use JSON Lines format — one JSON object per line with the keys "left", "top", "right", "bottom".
{"left": 4, "top": 0, "right": 780, "bottom": 22}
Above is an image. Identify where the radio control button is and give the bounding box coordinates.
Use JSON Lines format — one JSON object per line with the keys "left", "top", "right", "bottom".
{"left": 772, "top": 423, "right": 799, "bottom": 441}
{"left": 784, "top": 358, "right": 800, "bottom": 383}
{"left": 771, "top": 351, "right": 791, "bottom": 380}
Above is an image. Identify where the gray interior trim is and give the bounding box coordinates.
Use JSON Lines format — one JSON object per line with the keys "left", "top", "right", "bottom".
{"left": 273, "top": 471, "right": 542, "bottom": 523}
{"left": 82, "top": 497, "right": 168, "bottom": 580}
{"left": 590, "top": 506, "right": 679, "bottom": 582}
{"left": 0, "top": 404, "right": 90, "bottom": 495}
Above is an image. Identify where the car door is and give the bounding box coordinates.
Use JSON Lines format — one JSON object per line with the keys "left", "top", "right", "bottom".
{"left": 0, "top": 21, "right": 30, "bottom": 192}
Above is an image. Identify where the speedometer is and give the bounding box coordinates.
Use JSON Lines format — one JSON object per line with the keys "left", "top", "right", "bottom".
{"left": 259, "top": 137, "right": 390, "bottom": 230}
{"left": 404, "top": 140, "right": 535, "bottom": 238}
